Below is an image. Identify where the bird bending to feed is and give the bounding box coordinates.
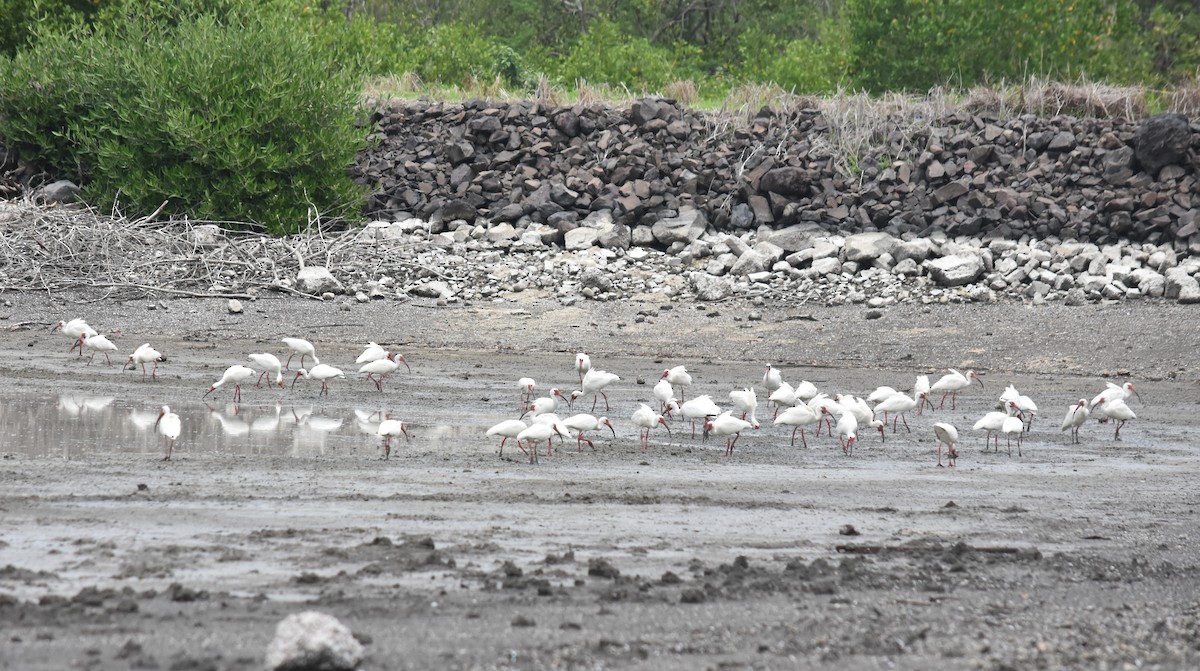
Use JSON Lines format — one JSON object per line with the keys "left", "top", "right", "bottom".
{"left": 836, "top": 410, "right": 858, "bottom": 456}
{"left": 874, "top": 389, "right": 920, "bottom": 433}
{"left": 762, "top": 365, "right": 783, "bottom": 394}
{"left": 793, "top": 380, "right": 819, "bottom": 403}
{"left": 80, "top": 333, "right": 118, "bottom": 366}
{"left": 631, "top": 403, "right": 671, "bottom": 452}
{"left": 705, "top": 411, "right": 755, "bottom": 456}
{"left": 1093, "top": 397, "right": 1136, "bottom": 440}
{"left": 523, "top": 389, "right": 568, "bottom": 417}
{"left": 516, "top": 422, "right": 566, "bottom": 464}
{"left": 768, "top": 382, "right": 797, "bottom": 418}
{"left": 653, "top": 378, "right": 674, "bottom": 414}
{"left": 805, "top": 394, "right": 840, "bottom": 436}
{"left": 680, "top": 395, "right": 722, "bottom": 438}
{"left": 293, "top": 364, "right": 346, "bottom": 397}
{"left": 486, "top": 419, "right": 528, "bottom": 457}
{"left": 835, "top": 394, "right": 885, "bottom": 443}
{"left": 915, "top": 375, "right": 932, "bottom": 415}
{"left": 1061, "top": 399, "right": 1090, "bottom": 444}
{"left": 931, "top": 369, "right": 983, "bottom": 410}
{"left": 356, "top": 342, "right": 388, "bottom": 365}
{"left": 561, "top": 414, "right": 615, "bottom": 451}
{"left": 53, "top": 318, "right": 97, "bottom": 355}
{"left": 155, "top": 405, "right": 181, "bottom": 461}
{"left": 660, "top": 365, "right": 693, "bottom": 400}
{"left": 1001, "top": 413, "right": 1024, "bottom": 456}
{"left": 932, "top": 422, "right": 958, "bottom": 467}
{"left": 247, "top": 352, "right": 285, "bottom": 389}
{"left": 728, "top": 388, "right": 759, "bottom": 427}
{"left": 517, "top": 377, "right": 536, "bottom": 408}
{"left": 572, "top": 369, "right": 620, "bottom": 412}
{"left": 126, "top": 343, "right": 164, "bottom": 381}
{"left": 1000, "top": 384, "right": 1038, "bottom": 431}
{"left": 281, "top": 337, "right": 318, "bottom": 370}
{"left": 377, "top": 417, "right": 409, "bottom": 459}
{"left": 204, "top": 365, "right": 256, "bottom": 403}
{"left": 358, "top": 352, "right": 404, "bottom": 391}
{"left": 575, "top": 352, "right": 591, "bottom": 385}
{"left": 774, "top": 404, "right": 820, "bottom": 447}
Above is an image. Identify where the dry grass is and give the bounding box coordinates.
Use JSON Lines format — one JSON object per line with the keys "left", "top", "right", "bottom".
{"left": 1164, "top": 77, "right": 1200, "bottom": 117}
{"left": 964, "top": 77, "right": 1148, "bottom": 119}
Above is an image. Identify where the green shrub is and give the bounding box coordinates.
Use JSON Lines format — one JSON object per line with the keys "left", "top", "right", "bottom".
{"left": 555, "top": 18, "right": 680, "bottom": 91}
{"left": 737, "top": 17, "right": 851, "bottom": 94}
{"left": 0, "top": 3, "right": 366, "bottom": 233}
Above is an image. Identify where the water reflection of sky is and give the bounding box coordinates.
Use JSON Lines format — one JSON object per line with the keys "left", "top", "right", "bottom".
{"left": 0, "top": 395, "right": 478, "bottom": 460}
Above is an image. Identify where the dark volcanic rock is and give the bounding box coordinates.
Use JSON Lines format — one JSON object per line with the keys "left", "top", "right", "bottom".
{"left": 1134, "top": 113, "right": 1192, "bottom": 176}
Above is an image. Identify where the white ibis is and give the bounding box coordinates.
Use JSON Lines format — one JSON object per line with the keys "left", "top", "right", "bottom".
{"left": 705, "top": 411, "right": 755, "bottom": 456}
{"left": 1001, "top": 413, "right": 1024, "bottom": 456}
{"left": 487, "top": 418, "right": 528, "bottom": 457}
{"left": 523, "top": 389, "right": 568, "bottom": 417}
{"left": 247, "top": 352, "right": 285, "bottom": 389}
{"left": 1061, "top": 399, "right": 1090, "bottom": 444}
{"left": 281, "top": 337, "right": 318, "bottom": 369}
{"left": 517, "top": 377, "right": 536, "bottom": 408}
{"left": 653, "top": 378, "right": 674, "bottom": 414}
{"left": 377, "top": 417, "right": 409, "bottom": 459}
{"left": 516, "top": 421, "right": 567, "bottom": 464}
{"left": 768, "top": 381, "right": 797, "bottom": 418}
{"left": 359, "top": 353, "right": 403, "bottom": 391}
{"left": 933, "top": 422, "right": 958, "bottom": 467}
{"left": 1093, "top": 397, "right": 1136, "bottom": 440}
{"left": 973, "top": 405, "right": 1014, "bottom": 452}
{"left": 660, "top": 365, "right": 693, "bottom": 400}
{"left": 155, "top": 405, "right": 182, "bottom": 461}
{"left": 680, "top": 395, "right": 722, "bottom": 438}
{"left": 356, "top": 342, "right": 388, "bottom": 365}
{"left": 762, "top": 365, "right": 783, "bottom": 394}
{"left": 293, "top": 364, "right": 346, "bottom": 396}
{"left": 874, "top": 389, "right": 920, "bottom": 433}
{"left": 631, "top": 403, "right": 671, "bottom": 452}
{"left": 80, "top": 333, "right": 118, "bottom": 366}
{"left": 793, "top": 380, "right": 819, "bottom": 403}
{"left": 836, "top": 410, "right": 858, "bottom": 456}
{"left": 126, "top": 343, "right": 164, "bottom": 381}
{"left": 1090, "top": 382, "right": 1143, "bottom": 423}
{"left": 572, "top": 369, "right": 620, "bottom": 412}
{"left": 575, "top": 352, "right": 591, "bottom": 385}
{"left": 774, "top": 404, "right": 820, "bottom": 447}
{"left": 1000, "top": 384, "right": 1038, "bottom": 431}
{"left": 53, "top": 318, "right": 96, "bottom": 355}
{"left": 205, "top": 364, "right": 256, "bottom": 400}
{"left": 914, "top": 375, "right": 932, "bottom": 415}
{"left": 561, "top": 414, "right": 615, "bottom": 451}
{"left": 835, "top": 394, "right": 885, "bottom": 442}
{"left": 728, "top": 388, "right": 759, "bottom": 427}
{"left": 866, "top": 385, "right": 899, "bottom": 404}
{"left": 806, "top": 393, "right": 840, "bottom": 436}
{"left": 931, "top": 369, "right": 983, "bottom": 410}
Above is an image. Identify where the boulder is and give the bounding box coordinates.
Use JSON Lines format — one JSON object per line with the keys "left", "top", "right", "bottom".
{"left": 842, "top": 232, "right": 897, "bottom": 263}
{"left": 296, "top": 266, "right": 343, "bottom": 295}
{"left": 729, "top": 250, "right": 767, "bottom": 276}
{"left": 811, "top": 257, "right": 842, "bottom": 275}
{"left": 758, "top": 167, "right": 809, "bottom": 197}
{"left": 34, "top": 179, "right": 81, "bottom": 205}
{"left": 1134, "top": 113, "right": 1191, "bottom": 176}
{"left": 925, "top": 254, "right": 984, "bottom": 287}
{"left": 564, "top": 227, "right": 599, "bottom": 250}
{"left": 690, "top": 272, "right": 733, "bottom": 301}
{"left": 265, "top": 611, "right": 364, "bottom": 671}
{"left": 597, "top": 223, "right": 631, "bottom": 250}
{"left": 651, "top": 207, "right": 708, "bottom": 245}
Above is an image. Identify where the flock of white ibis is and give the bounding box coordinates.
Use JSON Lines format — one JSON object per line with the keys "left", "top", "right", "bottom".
{"left": 50, "top": 317, "right": 1142, "bottom": 466}
{"left": 490, "top": 355, "right": 1144, "bottom": 466}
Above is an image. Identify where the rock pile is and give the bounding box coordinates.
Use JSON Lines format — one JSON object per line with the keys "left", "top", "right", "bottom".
{"left": 350, "top": 100, "right": 1199, "bottom": 305}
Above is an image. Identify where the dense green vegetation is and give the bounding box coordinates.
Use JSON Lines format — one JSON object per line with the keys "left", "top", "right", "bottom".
{"left": 0, "top": 0, "right": 1196, "bottom": 229}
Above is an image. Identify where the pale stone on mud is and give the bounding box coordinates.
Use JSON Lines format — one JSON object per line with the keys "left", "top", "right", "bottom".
{"left": 265, "top": 610, "right": 364, "bottom": 671}
{"left": 925, "top": 254, "right": 984, "bottom": 287}
{"left": 296, "top": 266, "right": 343, "bottom": 295}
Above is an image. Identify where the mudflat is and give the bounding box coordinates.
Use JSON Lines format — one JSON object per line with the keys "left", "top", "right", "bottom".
{"left": 2, "top": 290, "right": 1198, "bottom": 670}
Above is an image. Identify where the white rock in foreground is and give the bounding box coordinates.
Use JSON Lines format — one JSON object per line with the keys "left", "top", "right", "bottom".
{"left": 925, "top": 254, "right": 985, "bottom": 287}
{"left": 265, "top": 610, "right": 364, "bottom": 671}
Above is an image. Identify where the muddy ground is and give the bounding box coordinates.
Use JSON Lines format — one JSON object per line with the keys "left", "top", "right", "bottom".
{"left": 2, "top": 288, "right": 1200, "bottom": 670}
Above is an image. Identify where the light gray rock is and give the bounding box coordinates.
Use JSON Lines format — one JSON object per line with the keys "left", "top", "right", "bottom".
{"left": 729, "top": 250, "right": 767, "bottom": 276}
{"left": 227, "top": 299, "right": 243, "bottom": 314}
{"left": 925, "top": 254, "right": 984, "bottom": 287}
{"left": 651, "top": 207, "right": 708, "bottom": 245}
{"left": 764, "top": 223, "right": 824, "bottom": 252}
{"left": 842, "top": 232, "right": 898, "bottom": 263}
{"left": 811, "top": 257, "right": 842, "bottom": 275}
{"left": 893, "top": 258, "right": 919, "bottom": 276}
{"left": 265, "top": 611, "right": 364, "bottom": 671}
{"left": 485, "top": 223, "right": 519, "bottom": 242}
{"left": 1164, "top": 267, "right": 1198, "bottom": 300}
{"left": 690, "top": 272, "right": 733, "bottom": 301}
{"left": 34, "top": 179, "right": 81, "bottom": 205}
{"left": 1063, "top": 288, "right": 1088, "bottom": 306}
{"left": 296, "top": 266, "right": 343, "bottom": 295}
{"left": 411, "top": 281, "right": 454, "bottom": 299}
{"left": 751, "top": 241, "right": 785, "bottom": 266}
{"left": 597, "top": 223, "right": 631, "bottom": 250}
{"left": 579, "top": 268, "right": 614, "bottom": 293}
{"left": 892, "top": 239, "right": 936, "bottom": 264}
{"left": 564, "top": 227, "right": 599, "bottom": 250}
